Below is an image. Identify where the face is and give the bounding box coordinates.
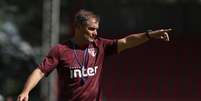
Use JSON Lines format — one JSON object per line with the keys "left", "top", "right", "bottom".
{"left": 78, "top": 18, "right": 99, "bottom": 42}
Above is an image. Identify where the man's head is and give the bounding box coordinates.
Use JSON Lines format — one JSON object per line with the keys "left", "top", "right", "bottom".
{"left": 74, "top": 9, "right": 100, "bottom": 43}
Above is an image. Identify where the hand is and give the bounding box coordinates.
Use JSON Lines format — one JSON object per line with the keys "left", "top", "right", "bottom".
{"left": 149, "top": 28, "right": 172, "bottom": 42}
{"left": 17, "top": 92, "right": 29, "bottom": 101}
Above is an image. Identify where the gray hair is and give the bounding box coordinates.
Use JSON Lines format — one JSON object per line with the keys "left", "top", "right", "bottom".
{"left": 74, "top": 9, "right": 100, "bottom": 27}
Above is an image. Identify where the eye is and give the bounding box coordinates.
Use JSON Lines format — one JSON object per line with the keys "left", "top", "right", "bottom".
{"left": 88, "top": 27, "right": 96, "bottom": 31}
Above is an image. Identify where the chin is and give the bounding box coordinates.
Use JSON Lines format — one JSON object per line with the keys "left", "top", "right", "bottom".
{"left": 88, "top": 38, "right": 95, "bottom": 42}
{"left": 87, "top": 37, "right": 96, "bottom": 42}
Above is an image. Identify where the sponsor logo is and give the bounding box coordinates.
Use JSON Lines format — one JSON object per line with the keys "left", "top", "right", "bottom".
{"left": 70, "top": 66, "right": 98, "bottom": 79}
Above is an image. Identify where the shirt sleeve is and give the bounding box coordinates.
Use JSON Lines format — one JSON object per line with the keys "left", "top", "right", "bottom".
{"left": 38, "top": 45, "right": 60, "bottom": 77}
{"left": 101, "top": 38, "right": 118, "bottom": 56}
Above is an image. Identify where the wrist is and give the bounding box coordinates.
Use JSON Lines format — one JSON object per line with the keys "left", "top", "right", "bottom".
{"left": 22, "top": 89, "right": 30, "bottom": 94}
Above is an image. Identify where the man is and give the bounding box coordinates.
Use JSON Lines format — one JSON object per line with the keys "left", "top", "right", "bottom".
{"left": 17, "top": 9, "right": 171, "bottom": 101}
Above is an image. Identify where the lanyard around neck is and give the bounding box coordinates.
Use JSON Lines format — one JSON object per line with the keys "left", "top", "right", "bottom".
{"left": 73, "top": 47, "right": 88, "bottom": 68}
{"left": 73, "top": 45, "right": 89, "bottom": 85}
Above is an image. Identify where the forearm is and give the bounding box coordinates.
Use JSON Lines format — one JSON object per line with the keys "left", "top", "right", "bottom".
{"left": 118, "top": 32, "right": 150, "bottom": 53}
{"left": 21, "top": 68, "right": 45, "bottom": 94}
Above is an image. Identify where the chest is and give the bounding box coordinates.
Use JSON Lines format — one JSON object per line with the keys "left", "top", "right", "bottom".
{"left": 60, "top": 47, "right": 99, "bottom": 67}
{"left": 58, "top": 47, "right": 103, "bottom": 80}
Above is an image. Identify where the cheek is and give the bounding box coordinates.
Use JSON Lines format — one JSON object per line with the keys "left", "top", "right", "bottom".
{"left": 86, "top": 30, "right": 93, "bottom": 36}
{"left": 83, "top": 32, "right": 91, "bottom": 38}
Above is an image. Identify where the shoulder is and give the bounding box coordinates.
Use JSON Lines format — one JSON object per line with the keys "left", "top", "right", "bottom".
{"left": 95, "top": 37, "right": 117, "bottom": 45}
{"left": 96, "top": 37, "right": 108, "bottom": 41}
{"left": 97, "top": 37, "right": 117, "bottom": 42}
{"left": 50, "top": 43, "right": 65, "bottom": 51}
{"left": 95, "top": 37, "right": 111, "bottom": 43}
{"left": 48, "top": 41, "right": 70, "bottom": 55}
{"left": 94, "top": 37, "right": 105, "bottom": 46}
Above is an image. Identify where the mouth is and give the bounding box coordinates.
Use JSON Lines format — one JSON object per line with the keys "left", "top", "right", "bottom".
{"left": 92, "top": 35, "right": 98, "bottom": 39}
{"left": 88, "top": 37, "right": 95, "bottom": 42}
{"left": 84, "top": 34, "right": 97, "bottom": 42}
{"left": 89, "top": 35, "right": 98, "bottom": 42}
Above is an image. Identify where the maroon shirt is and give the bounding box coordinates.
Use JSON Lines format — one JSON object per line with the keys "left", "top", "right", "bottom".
{"left": 38, "top": 37, "right": 117, "bottom": 101}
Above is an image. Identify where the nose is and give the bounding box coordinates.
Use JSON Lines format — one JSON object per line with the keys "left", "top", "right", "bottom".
{"left": 93, "top": 30, "right": 97, "bottom": 36}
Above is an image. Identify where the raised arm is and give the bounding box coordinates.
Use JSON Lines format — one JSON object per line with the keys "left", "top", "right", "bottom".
{"left": 117, "top": 29, "right": 172, "bottom": 53}
{"left": 17, "top": 68, "right": 45, "bottom": 101}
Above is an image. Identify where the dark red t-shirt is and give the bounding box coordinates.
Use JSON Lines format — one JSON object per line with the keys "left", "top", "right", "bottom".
{"left": 38, "top": 37, "right": 117, "bottom": 101}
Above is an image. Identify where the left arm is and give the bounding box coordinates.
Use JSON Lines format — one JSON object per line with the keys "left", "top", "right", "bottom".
{"left": 117, "top": 29, "right": 172, "bottom": 53}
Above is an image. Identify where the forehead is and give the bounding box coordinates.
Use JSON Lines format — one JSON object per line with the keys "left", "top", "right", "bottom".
{"left": 86, "top": 18, "right": 99, "bottom": 28}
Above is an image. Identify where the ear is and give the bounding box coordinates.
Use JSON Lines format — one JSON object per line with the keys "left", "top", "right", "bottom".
{"left": 75, "top": 25, "right": 81, "bottom": 31}
{"left": 78, "top": 24, "right": 85, "bottom": 29}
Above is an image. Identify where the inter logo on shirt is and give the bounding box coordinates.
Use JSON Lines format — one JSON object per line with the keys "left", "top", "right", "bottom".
{"left": 70, "top": 66, "right": 98, "bottom": 79}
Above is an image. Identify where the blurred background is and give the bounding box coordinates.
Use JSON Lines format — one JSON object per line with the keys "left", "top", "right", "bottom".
{"left": 0, "top": 0, "right": 201, "bottom": 101}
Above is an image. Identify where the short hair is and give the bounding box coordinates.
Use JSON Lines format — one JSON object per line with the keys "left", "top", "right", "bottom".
{"left": 74, "top": 9, "right": 100, "bottom": 27}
